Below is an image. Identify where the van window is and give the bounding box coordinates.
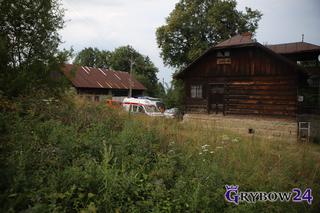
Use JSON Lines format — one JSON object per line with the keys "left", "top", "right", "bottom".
{"left": 145, "top": 105, "right": 159, "bottom": 113}
{"left": 132, "top": 105, "right": 138, "bottom": 112}
{"left": 138, "top": 106, "right": 145, "bottom": 113}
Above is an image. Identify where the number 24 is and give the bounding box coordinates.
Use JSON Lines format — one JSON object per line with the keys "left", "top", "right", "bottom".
{"left": 292, "top": 188, "right": 313, "bottom": 205}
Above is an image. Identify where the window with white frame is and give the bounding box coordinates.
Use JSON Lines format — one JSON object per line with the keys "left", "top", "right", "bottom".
{"left": 191, "top": 85, "right": 202, "bottom": 98}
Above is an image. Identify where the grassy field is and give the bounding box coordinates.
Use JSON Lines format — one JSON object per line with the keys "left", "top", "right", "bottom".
{"left": 1, "top": 94, "right": 319, "bottom": 212}
{"left": 141, "top": 116, "right": 320, "bottom": 211}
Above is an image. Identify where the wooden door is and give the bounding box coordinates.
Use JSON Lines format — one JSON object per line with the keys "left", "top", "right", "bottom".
{"left": 209, "top": 83, "right": 225, "bottom": 114}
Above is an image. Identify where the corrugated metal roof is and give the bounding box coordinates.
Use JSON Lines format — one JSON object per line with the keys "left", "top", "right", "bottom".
{"left": 62, "top": 64, "right": 146, "bottom": 90}
{"left": 216, "top": 32, "right": 254, "bottom": 47}
{"left": 266, "top": 42, "right": 320, "bottom": 54}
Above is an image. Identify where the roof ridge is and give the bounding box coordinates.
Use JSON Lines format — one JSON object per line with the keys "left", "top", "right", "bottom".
{"left": 266, "top": 41, "right": 320, "bottom": 54}
{"left": 267, "top": 41, "right": 320, "bottom": 47}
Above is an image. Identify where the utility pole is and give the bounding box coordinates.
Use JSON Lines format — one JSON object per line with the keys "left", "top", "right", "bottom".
{"left": 162, "top": 78, "right": 166, "bottom": 93}
{"left": 129, "top": 57, "right": 134, "bottom": 97}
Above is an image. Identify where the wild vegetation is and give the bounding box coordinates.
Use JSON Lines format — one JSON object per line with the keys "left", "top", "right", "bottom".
{"left": 1, "top": 93, "right": 319, "bottom": 212}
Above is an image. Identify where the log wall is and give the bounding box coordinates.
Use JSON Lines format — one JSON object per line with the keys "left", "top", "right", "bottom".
{"left": 225, "top": 77, "right": 297, "bottom": 116}
{"left": 181, "top": 45, "right": 299, "bottom": 117}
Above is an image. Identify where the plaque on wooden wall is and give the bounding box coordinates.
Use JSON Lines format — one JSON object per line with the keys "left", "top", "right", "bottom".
{"left": 217, "top": 58, "right": 231, "bottom": 65}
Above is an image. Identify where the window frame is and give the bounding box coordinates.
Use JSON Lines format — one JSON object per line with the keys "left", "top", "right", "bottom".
{"left": 190, "top": 85, "right": 203, "bottom": 99}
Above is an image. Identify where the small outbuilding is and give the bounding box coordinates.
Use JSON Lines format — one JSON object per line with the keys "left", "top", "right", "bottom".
{"left": 62, "top": 64, "right": 146, "bottom": 102}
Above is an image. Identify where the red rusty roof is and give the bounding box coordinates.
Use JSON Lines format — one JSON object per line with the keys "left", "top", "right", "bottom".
{"left": 62, "top": 64, "right": 146, "bottom": 90}
{"left": 266, "top": 42, "right": 320, "bottom": 54}
{"left": 216, "top": 32, "right": 255, "bottom": 47}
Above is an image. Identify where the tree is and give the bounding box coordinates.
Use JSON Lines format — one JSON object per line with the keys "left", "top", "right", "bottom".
{"left": 110, "top": 45, "right": 160, "bottom": 96}
{"left": 162, "top": 80, "right": 185, "bottom": 109}
{"left": 73, "top": 47, "right": 111, "bottom": 68}
{"left": 156, "top": 0, "right": 262, "bottom": 68}
{"left": 0, "top": 0, "right": 67, "bottom": 96}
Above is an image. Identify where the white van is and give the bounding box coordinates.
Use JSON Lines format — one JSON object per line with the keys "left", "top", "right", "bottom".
{"left": 122, "top": 97, "right": 164, "bottom": 117}
{"left": 137, "top": 96, "right": 165, "bottom": 112}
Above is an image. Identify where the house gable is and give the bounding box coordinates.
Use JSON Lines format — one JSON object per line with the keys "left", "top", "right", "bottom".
{"left": 177, "top": 43, "right": 301, "bottom": 80}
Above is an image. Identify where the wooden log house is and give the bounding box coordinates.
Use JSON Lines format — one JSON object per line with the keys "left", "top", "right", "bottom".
{"left": 175, "top": 33, "right": 320, "bottom": 117}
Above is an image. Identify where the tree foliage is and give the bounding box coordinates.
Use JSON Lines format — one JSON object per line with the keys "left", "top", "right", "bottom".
{"left": 156, "top": 0, "right": 262, "bottom": 68}
{"left": 111, "top": 46, "right": 160, "bottom": 89}
{"left": 74, "top": 45, "right": 163, "bottom": 97}
{"left": 0, "top": 0, "right": 68, "bottom": 96}
{"left": 73, "top": 47, "right": 111, "bottom": 68}
{"left": 162, "top": 80, "right": 185, "bottom": 109}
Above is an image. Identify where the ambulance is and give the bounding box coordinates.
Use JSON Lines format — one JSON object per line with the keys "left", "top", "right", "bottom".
{"left": 137, "top": 96, "right": 165, "bottom": 112}
{"left": 122, "top": 97, "right": 164, "bottom": 117}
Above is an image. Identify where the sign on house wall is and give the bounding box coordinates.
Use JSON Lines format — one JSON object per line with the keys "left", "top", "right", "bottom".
{"left": 217, "top": 58, "right": 231, "bottom": 65}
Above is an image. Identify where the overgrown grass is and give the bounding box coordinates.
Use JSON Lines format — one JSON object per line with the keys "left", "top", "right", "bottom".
{"left": 0, "top": 93, "right": 319, "bottom": 212}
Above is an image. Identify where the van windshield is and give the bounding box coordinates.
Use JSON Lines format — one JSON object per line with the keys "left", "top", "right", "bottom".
{"left": 144, "top": 105, "right": 160, "bottom": 113}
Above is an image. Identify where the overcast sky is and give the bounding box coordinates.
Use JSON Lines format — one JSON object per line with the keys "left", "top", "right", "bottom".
{"left": 59, "top": 0, "right": 320, "bottom": 85}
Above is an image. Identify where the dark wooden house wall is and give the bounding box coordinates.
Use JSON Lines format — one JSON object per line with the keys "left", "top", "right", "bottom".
{"left": 181, "top": 46, "right": 298, "bottom": 116}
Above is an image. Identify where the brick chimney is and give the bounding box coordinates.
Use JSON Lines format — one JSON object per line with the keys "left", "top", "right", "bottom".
{"left": 241, "top": 32, "right": 252, "bottom": 38}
